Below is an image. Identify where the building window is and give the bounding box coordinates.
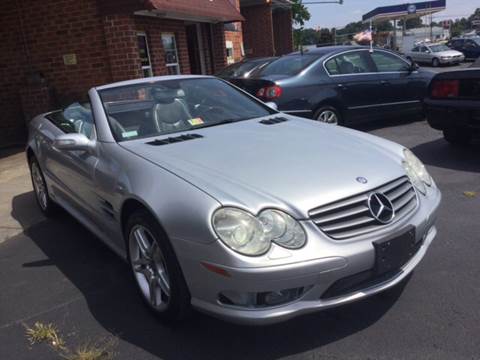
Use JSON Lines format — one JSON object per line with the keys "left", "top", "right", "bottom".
{"left": 161, "top": 33, "right": 180, "bottom": 75}
{"left": 137, "top": 32, "right": 153, "bottom": 77}
{"left": 226, "top": 40, "right": 234, "bottom": 64}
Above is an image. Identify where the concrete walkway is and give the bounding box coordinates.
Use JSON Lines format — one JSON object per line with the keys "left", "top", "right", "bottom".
{"left": 0, "top": 147, "right": 45, "bottom": 243}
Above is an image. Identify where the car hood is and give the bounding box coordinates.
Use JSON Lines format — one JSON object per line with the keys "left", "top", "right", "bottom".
{"left": 120, "top": 116, "right": 406, "bottom": 219}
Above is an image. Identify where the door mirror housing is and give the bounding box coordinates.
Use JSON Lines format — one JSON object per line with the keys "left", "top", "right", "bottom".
{"left": 265, "top": 101, "right": 278, "bottom": 111}
{"left": 53, "top": 133, "right": 95, "bottom": 152}
{"left": 408, "top": 60, "right": 419, "bottom": 72}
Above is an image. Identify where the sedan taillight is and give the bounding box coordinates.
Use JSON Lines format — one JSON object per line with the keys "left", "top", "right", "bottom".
{"left": 257, "top": 85, "right": 282, "bottom": 99}
{"left": 431, "top": 80, "right": 460, "bottom": 99}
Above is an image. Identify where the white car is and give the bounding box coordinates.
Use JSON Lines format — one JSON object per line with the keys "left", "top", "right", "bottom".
{"left": 406, "top": 43, "right": 465, "bottom": 67}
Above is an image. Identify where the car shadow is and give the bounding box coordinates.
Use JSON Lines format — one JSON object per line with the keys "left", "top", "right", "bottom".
{"left": 410, "top": 138, "right": 480, "bottom": 173}
{"left": 11, "top": 192, "right": 408, "bottom": 360}
{"left": 350, "top": 115, "right": 423, "bottom": 133}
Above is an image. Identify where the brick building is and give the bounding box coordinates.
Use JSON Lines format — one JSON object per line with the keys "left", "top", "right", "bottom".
{"left": 0, "top": 0, "right": 293, "bottom": 147}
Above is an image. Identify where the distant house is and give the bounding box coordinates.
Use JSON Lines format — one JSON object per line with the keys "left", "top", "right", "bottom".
{"left": 0, "top": 0, "right": 293, "bottom": 147}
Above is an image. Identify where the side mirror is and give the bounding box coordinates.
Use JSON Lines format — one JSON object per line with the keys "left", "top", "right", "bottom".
{"left": 265, "top": 101, "right": 278, "bottom": 111}
{"left": 408, "top": 61, "right": 419, "bottom": 72}
{"left": 53, "top": 133, "right": 95, "bottom": 152}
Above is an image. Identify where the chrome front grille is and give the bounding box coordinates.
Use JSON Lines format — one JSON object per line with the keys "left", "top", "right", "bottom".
{"left": 309, "top": 177, "right": 418, "bottom": 240}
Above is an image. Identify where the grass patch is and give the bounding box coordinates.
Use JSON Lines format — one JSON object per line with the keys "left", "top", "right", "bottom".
{"left": 25, "top": 322, "right": 66, "bottom": 350}
{"left": 25, "top": 321, "right": 116, "bottom": 360}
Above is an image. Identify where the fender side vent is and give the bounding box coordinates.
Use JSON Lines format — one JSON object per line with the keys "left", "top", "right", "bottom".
{"left": 147, "top": 133, "right": 203, "bottom": 146}
{"left": 259, "top": 117, "right": 288, "bottom": 125}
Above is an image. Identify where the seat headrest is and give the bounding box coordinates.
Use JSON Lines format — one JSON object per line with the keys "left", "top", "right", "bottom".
{"left": 152, "top": 87, "right": 182, "bottom": 104}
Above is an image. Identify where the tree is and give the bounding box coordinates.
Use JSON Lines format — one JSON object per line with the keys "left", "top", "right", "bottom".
{"left": 398, "top": 17, "right": 423, "bottom": 29}
{"left": 291, "top": 0, "right": 311, "bottom": 27}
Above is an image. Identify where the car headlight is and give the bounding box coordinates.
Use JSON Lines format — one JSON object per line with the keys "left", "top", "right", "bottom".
{"left": 402, "top": 149, "right": 432, "bottom": 195}
{"left": 212, "top": 208, "right": 306, "bottom": 256}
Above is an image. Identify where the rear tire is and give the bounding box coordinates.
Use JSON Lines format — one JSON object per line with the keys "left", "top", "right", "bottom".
{"left": 432, "top": 58, "right": 440, "bottom": 67}
{"left": 28, "top": 157, "right": 57, "bottom": 217}
{"left": 443, "top": 127, "right": 471, "bottom": 146}
{"left": 126, "top": 209, "right": 191, "bottom": 323}
{"left": 314, "top": 106, "right": 343, "bottom": 125}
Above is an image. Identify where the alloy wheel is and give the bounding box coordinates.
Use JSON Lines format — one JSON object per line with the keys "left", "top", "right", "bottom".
{"left": 129, "top": 225, "right": 171, "bottom": 311}
{"left": 31, "top": 162, "right": 48, "bottom": 210}
{"left": 317, "top": 110, "right": 338, "bottom": 125}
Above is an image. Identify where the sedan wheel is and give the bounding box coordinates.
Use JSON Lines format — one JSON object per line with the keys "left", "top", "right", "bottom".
{"left": 129, "top": 225, "right": 171, "bottom": 311}
{"left": 316, "top": 108, "right": 339, "bottom": 125}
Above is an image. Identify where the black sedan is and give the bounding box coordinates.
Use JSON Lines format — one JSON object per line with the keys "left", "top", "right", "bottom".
{"left": 216, "top": 57, "right": 278, "bottom": 81}
{"left": 232, "top": 46, "right": 434, "bottom": 125}
{"left": 425, "top": 69, "right": 480, "bottom": 145}
{"left": 447, "top": 37, "right": 480, "bottom": 60}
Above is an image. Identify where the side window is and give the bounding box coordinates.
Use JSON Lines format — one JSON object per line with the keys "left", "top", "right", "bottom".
{"left": 326, "top": 51, "right": 373, "bottom": 75}
{"left": 324, "top": 58, "right": 340, "bottom": 75}
{"left": 420, "top": 46, "right": 428, "bottom": 52}
{"left": 47, "top": 102, "right": 95, "bottom": 139}
{"left": 371, "top": 51, "right": 410, "bottom": 72}
{"left": 465, "top": 40, "right": 477, "bottom": 48}
{"left": 412, "top": 46, "right": 419, "bottom": 52}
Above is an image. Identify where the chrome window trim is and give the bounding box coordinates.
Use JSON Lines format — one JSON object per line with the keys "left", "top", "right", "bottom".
{"left": 348, "top": 100, "right": 421, "bottom": 110}
{"left": 323, "top": 48, "right": 414, "bottom": 77}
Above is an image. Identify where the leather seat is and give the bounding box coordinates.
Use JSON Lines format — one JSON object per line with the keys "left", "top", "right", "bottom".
{"left": 152, "top": 88, "right": 191, "bottom": 133}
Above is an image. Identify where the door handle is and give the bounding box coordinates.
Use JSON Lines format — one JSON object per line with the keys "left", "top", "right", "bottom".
{"left": 380, "top": 80, "right": 390, "bottom": 85}
{"left": 337, "top": 84, "right": 347, "bottom": 90}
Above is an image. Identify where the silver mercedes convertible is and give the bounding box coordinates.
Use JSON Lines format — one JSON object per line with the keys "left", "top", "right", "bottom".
{"left": 27, "top": 75, "right": 441, "bottom": 325}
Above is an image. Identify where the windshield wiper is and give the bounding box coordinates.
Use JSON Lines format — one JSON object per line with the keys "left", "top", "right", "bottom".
{"left": 192, "top": 117, "right": 255, "bottom": 130}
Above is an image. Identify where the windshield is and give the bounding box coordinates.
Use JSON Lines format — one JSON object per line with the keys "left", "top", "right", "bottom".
{"left": 430, "top": 44, "right": 451, "bottom": 52}
{"left": 99, "top": 78, "right": 274, "bottom": 141}
{"left": 473, "top": 38, "right": 480, "bottom": 45}
{"left": 258, "top": 54, "right": 319, "bottom": 76}
{"left": 217, "top": 59, "right": 267, "bottom": 78}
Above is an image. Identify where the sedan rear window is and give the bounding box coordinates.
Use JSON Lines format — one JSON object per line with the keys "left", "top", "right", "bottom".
{"left": 217, "top": 59, "right": 266, "bottom": 78}
{"left": 258, "top": 55, "right": 319, "bottom": 76}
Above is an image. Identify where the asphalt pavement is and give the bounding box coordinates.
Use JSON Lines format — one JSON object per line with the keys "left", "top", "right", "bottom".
{"left": 0, "top": 118, "right": 479, "bottom": 360}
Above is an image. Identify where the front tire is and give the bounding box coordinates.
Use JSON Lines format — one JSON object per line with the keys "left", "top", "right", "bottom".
{"left": 443, "top": 127, "right": 471, "bottom": 146}
{"left": 29, "top": 157, "right": 57, "bottom": 216}
{"left": 126, "top": 209, "right": 191, "bottom": 322}
{"left": 314, "top": 106, "right": 343, "bottom": 125}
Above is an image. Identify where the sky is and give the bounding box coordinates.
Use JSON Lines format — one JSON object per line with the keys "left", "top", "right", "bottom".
{"left": 304, "top": 0, "right": 479, "bottom": 29}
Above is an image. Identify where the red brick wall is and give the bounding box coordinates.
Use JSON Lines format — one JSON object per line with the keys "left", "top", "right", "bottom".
{"left": 225, "top": 29, "right": 243, "bottom": 63}
{"left": 241, "top": 4, "right": 274, "bottom": 57}
{"left": 273, "top": 8, "right": 293, "bottom": 56}
{"left": 211, "top": 23, "right": 228, "bottom": 72}
{"left": 0, "top": 0, "right": 28, "bottom": 145}
{"left": 135, "top": 17, "right": 190, "bottom": 76}
{"left": 0, "top": 0, "right": 112, "bottom": 146}
{"left": 104, "top": 14, "right": 142, "bottom": 81}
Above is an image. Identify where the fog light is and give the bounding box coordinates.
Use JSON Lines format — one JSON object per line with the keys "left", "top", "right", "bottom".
{"left": 219, "top": 286, "right": 310, "bottom": 308}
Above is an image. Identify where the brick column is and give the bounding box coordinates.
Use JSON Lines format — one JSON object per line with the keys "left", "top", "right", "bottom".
{"left": 103, "top": 14, "right": 142, "bottom": 81}
{"left": 273, "top": 8, "right": 293, "bottom": 56}
{"left": 211, "top": 23, "right": 228, "bottom": 73}
{"left": 241, "top": 4, "right": 274, "bottom": 57}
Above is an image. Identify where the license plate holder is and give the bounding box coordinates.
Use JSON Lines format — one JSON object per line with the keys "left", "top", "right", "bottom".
{"left": 373, "top": 228, "right": 418, "bottom": 275}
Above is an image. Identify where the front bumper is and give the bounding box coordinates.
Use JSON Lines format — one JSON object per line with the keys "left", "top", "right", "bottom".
{"left": 175, "top": 186, "right": 441, "bottom": 325}
{"left": 439, "top": 57, "right": 464, "bottom": 64}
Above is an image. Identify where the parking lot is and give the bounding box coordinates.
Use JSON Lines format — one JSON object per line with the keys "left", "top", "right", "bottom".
{"left": 0, "top": 115, "right": 479, "bottom": 360}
